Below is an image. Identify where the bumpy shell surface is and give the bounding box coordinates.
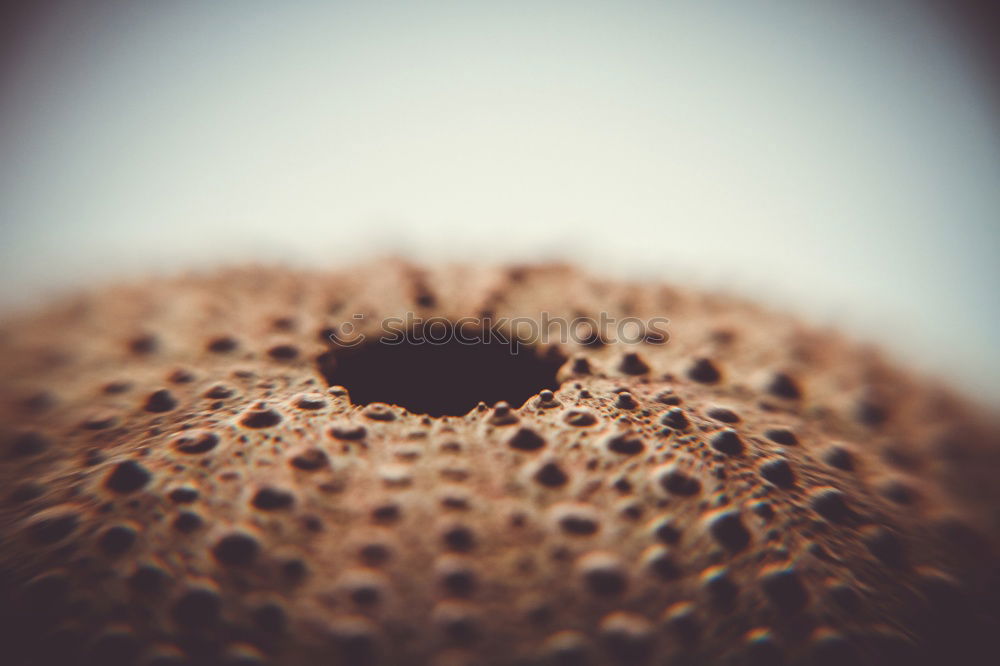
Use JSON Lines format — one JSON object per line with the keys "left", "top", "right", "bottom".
{"left": 0, "top": 261, "right": 997, "bottom": 666}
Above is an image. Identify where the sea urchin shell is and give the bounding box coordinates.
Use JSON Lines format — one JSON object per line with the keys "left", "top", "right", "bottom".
{"left": 0, "top": 261, "right": 998, "bottom": 665}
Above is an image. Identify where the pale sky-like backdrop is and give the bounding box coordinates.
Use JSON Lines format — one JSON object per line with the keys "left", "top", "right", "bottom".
{"left": 1, "top": 1, "right": 998, "bottom": 401}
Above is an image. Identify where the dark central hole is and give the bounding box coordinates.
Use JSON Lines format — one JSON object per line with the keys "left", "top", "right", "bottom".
{"left": 316, "top": 326, "right": 564, "bottom": 417}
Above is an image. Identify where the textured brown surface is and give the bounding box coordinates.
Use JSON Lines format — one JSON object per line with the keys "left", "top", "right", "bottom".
{"left": 0, "top": 260, "right": 998, "bottom": 666}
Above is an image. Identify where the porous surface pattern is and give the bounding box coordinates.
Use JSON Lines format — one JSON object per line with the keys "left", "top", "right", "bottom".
{"left": 0, "top": 261, "right": 998, "bottom": 666}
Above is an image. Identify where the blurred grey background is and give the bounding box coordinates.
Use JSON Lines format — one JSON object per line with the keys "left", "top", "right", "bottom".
{"left": 1, "top": 1, "right": 998, "bottom": 401}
